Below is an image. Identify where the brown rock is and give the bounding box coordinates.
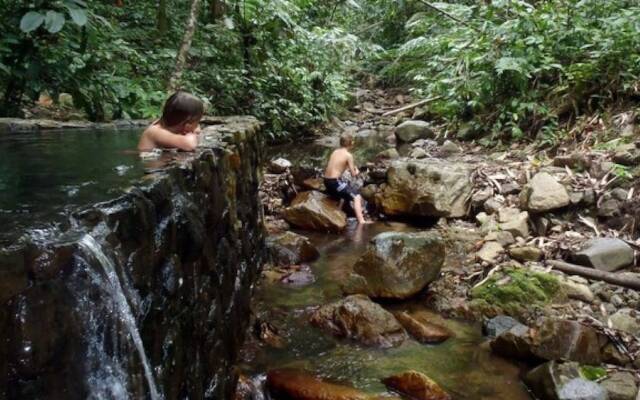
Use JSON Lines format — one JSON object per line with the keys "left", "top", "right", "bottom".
{"left": 266, "top": 231, "right": 320, "bottom": 266}
{"left": 267, "top": 369, "right": 370, "bottom": 400}
{"left": 283, "top": 191, "right": 347, "bottom": 232}
{"left": 310, "top": 295, "right": 407, "bottom": 348}
{"left": 532, "top": 319, "right": 608, "bottom": 365}
{"left": 382, "top": 370, "right": 450, "bottom": 400}
{"left": 394, "top": 312, "right": 451, "bottom": 344}
{"left": 508, "top": 246, "right": 543, "bottom": 262}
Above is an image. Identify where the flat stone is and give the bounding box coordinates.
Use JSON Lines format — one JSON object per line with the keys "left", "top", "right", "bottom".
{"left": 382, "top": 371, "right": 450, "bottom": 400}
{"left": 394, "top": 311, "right": 451, "bottom": 344}
{"left": 483, "top": 315, "right": 525, "bottom": 338}
{"left": 499, "top": 209, "right": 530, "bottom": 238}
{"left": 509, "top": 246, "right": 543, "bottom": 262}
{"left": 377, "top": 148, "right": 400, "bottom": 160}
{"left": 572, "top": 238, "right": 634, "bottom": 272}
{"left": 521, "top": 172, "right": 571, "bottom": 213}
{"left": 409, "top": 147, "right": 428, "bottom": 159}
{"left": 601, "top": 372, "right": 638, "bottom": 400}
{"left": 477, "top": 241, "right": 504, "bottom": 264}
{"left": 558, "top": 277, "right": 594, "bottom": 303}
{"left": 440, "top": 140, "right": 461, "bottom": 155}
{"left": 343, "top": 231, "right": 445, "bottom": 300}
{"left": 395, "top": 120, "right": 435, "bottom": 143}
{"left": 609, "top": 308, "right": 640, "bottom": 336}
{"left": 310, "top": 295, "right": 407, "bottom": 348}
{"left": 484, "top": 231, "right": 515, "bottom": 246}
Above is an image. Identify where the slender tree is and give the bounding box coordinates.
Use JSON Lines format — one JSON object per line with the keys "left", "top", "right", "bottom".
{"left": 168, "top": 0, "right": 202, "bottom": 92}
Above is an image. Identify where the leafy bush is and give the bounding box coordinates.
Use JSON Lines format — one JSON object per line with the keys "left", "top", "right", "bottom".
{"left": 380, "top": 0, "right": 640, "bottom": 143}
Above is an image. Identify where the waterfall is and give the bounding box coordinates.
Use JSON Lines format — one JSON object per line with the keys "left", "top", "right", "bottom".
{"left": 79, "top": 235, "right": 162, "bottom": 400}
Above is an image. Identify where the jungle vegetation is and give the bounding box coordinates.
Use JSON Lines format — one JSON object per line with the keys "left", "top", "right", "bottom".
{"left": 1, "top": 0, "right": 639, "bottom": 142}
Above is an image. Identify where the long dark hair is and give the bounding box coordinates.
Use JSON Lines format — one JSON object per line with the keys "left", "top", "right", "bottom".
{"left": 159, "top": 91, "right": 204, "bottom": 128}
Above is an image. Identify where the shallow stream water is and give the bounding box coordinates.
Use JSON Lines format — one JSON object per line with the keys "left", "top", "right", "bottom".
{"left": 241, "top": 223, "right": 533, "bottom": 400}
{"left": 246, "top": 131, "right": 533, "bottom": 399}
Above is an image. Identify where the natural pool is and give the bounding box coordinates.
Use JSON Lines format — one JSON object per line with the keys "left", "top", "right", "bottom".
{"left": 239, "top": 222, "right": 533, "bottom": 400}
{"left": 0, "top": 129, "right": 172, "bottom": 246}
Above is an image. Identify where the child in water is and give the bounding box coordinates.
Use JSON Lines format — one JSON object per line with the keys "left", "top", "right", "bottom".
{"left": 323, "top": 133, "right": 372, "bottom": 225}
{"left": 138, "top": 91, "right": 204, "bottom": 151}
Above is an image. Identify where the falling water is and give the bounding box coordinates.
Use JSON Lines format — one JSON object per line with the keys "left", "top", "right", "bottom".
{"left": 79, "top": 234, "right": 162, "bottom": 400}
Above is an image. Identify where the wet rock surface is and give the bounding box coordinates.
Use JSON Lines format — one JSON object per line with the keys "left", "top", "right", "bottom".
{"left": 394, "top": 311, "right": 451, "bottom": 344}
{"left": 266, "top": 231, "right": 320, "bottom": 266}
{"left": 0, "top": 117, "right": 265, "bottom": 399}
{"left": 343, "top": 231, "right": 445, "bottom": 299}
{"left": 382, "top": 370, "right": 450, "bottom": 400}
{"left": 267, "top": 369, "right": 370, "bottom": 400}
{"left": 309, "top": 294, "right": 408, "bottom": 348}
{"left": 283, "top": 191, "right": 347, "bottom": 232}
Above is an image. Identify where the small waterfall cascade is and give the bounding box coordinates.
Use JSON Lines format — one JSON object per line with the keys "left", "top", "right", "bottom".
{"left": 79, "top": 234, "right": 162, "bottom": 400}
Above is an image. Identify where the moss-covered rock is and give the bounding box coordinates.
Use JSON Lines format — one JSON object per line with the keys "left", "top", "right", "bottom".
{"left": 470, "top": 266, "right": 564, "bottom": 316}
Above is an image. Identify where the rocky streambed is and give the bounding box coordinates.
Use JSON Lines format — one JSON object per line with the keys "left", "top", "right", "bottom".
{"left": 246, "top": 89, "right": 640, "bottom": 400}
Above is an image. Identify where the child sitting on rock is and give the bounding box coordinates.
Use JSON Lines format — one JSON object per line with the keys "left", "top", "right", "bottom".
{"left": 138, "top": 91, "right": 204, "bottom": 151}
{"left": 324, "top": 133, "right": 371, "bottom": 225}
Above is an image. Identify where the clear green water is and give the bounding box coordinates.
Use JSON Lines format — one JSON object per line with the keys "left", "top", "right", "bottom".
{"left": 0, "top": 130, "right": 151, "bottom": 245}
{"left": 241, "top": 222, "right": 533, "bottom": 399}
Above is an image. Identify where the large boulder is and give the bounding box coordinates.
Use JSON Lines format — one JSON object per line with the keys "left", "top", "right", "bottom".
{"left": 532, "top": 319, "right": 608, "bottom": 365}
{"left": 572, "top": 238, "right": 634, "bottom": 272}
{"left": 375, "top": 160, "right": 472, "bottom": 218}
{"left": 283, "top": 191, "right": 347, "bottom": 232}
{"left": 524, "top": 361, "right": 608, "bottom": 400}
{"left": 395, "top": 120, "right": 435, "bottom": 143}
{"left": 343, "top": 231, "right": 445, "bottom": 300}
{"left": 267, "top": 369, "right": 370, "bottom": 400}
{"left": 521, "top": 172, "right": 570, "bottom": 213}
{"left": 266, "top": 231, "right": 320, "bottom": 266}
{"left": 382, "top": 371, "right": 450, "bottom": 400}
{"left": 309, "top": 295, "right": 407, "bottom": 348}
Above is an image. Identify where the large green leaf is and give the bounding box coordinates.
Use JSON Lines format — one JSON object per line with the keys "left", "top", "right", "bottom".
{"left": 19, "top": 11, "right": 45, "bottom": 33}
{"left": 44, "top": 11, "right": 66, "bottom": 33}
{"left": 67, "top": 7, "right": 88, "bottom": 26}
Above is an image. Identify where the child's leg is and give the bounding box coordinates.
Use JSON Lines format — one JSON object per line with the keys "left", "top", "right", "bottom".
{"left": 352, "top": 195, "right": 368, "bottom": 224}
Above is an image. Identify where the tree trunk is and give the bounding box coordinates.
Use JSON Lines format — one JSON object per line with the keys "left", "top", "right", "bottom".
{"left": 168, "top": 0, "right": 202, "bottom": 92}
{"left": 157, "top": 0, "right": 169, "bottom": 35}
{"left": 210, "top": 0, "right": 225, "bottom": 21}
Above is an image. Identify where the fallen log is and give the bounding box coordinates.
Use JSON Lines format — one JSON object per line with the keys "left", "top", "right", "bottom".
{"left": 547, "top": 260, "right": 640, "bottom": 291}
{"left": 381, "top": 96, "right": 442, "bottom": 117}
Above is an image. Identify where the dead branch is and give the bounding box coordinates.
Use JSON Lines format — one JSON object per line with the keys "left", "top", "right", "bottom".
{"left": 547, "top": 260, "right": 640, "bottom": 290}
{"left": 381, "top": 96, "right": 443, "bottom": 117}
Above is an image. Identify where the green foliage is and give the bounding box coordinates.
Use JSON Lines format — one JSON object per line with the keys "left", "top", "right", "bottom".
{"left": 579, "top": 366, "right": 607, "bottom": 381}
{"left": 380, "top": 0, "right": 640, "bottom": 141}
{"left": 0, "top": 0, "right": 373, "bottom": 141}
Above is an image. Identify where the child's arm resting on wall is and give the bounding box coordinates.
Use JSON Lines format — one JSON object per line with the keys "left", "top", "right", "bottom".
{"left": 150, "top": 126, "right": 199, "bottom": 151}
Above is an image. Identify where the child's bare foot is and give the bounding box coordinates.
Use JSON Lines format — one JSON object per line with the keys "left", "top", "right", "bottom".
{"left": 358, "top": 219, "right": 374, "bottom": 225}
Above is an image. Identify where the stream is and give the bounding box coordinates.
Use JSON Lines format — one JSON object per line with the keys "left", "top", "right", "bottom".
{"left": 239, "top": 133, "right": 534, "bottom": 399}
